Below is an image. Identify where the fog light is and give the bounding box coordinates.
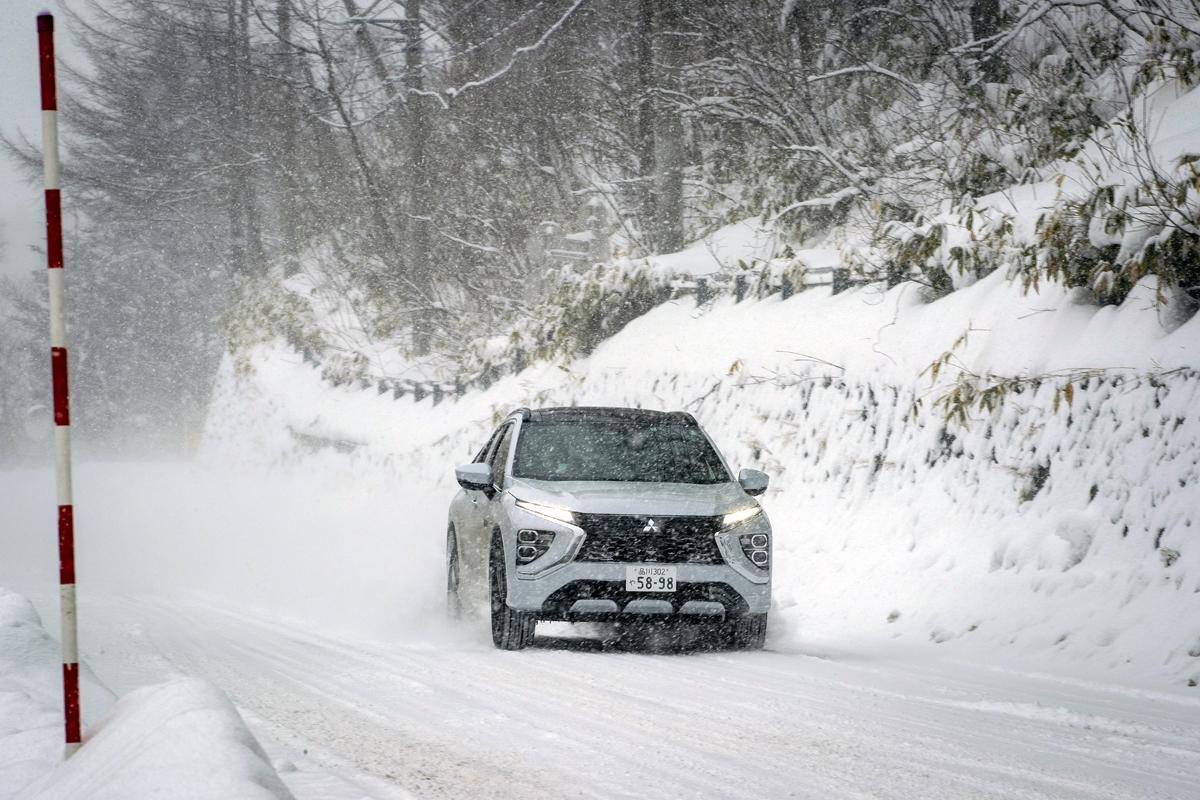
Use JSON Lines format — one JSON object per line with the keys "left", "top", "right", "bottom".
{"left": 738, "top": 532, "right": 770, "bottom": 570}
{"left": 516, "top": 529, "right": 556, "bottom": 563}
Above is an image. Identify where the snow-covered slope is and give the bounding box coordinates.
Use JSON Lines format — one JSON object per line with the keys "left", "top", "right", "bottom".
{"left": 204, "top": 261, "right": 1200, "bottom": 686}
{"left": 200, "top": 77, "right": 1200, "bottom": 686}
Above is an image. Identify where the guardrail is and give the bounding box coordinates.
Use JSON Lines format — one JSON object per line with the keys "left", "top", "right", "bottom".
{"left": 667, "top": 264, "right": 859, "bottom": 306}
{"left": 285, "top": 260, "right": 878, "bottom": 406}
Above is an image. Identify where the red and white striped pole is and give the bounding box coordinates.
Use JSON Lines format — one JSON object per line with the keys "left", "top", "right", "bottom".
{"left": 37, "top": 11, "right": 81, "bottom": 759}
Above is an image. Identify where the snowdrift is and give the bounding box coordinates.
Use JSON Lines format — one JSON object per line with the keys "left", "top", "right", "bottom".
{"left": 16, "top": 679, "right": 293, "bottom": 800}
{"left": 0, "top": 587, "right": 292, "bottom": 800}
{"left": 0, "top": 588, "right": 112, "bottom": 799}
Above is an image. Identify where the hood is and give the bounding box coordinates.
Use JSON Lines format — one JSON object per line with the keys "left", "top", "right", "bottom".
{"left": 509, "top": 478, "right": 750, "bottom": 517}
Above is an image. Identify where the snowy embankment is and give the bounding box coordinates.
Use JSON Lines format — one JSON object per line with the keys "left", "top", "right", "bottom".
{"left": 202, "top": 79, "right": 1200, "bottom": 687}
{"left": 204, "top": 262, "right": 1200, "bottom": 686}
{"left": 0, "top": 586, "right": 291, "bottom": 800}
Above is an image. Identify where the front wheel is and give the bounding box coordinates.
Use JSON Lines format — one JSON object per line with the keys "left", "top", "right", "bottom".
{"left": 489, "top": 534, "right": 536, "bottom": 650}
{"left": 446, "top": 525, "right": 462, "bottom": 620}
{"left": 726, "top": 613, "right": 768, "bottom": 650}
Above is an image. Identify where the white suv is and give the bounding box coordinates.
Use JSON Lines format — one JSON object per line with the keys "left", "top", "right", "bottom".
{"left": 446, "top": 407, "right": 772, "bottom": 650}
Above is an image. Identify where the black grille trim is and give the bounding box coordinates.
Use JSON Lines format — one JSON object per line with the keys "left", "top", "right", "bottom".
{"left": 542, "top": 580, "right": 749, "bottom": 620}
{"left": 574, "top": 513, "right": 725, "bottom": 565}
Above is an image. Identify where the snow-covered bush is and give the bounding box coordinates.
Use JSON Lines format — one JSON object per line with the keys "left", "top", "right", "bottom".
{"left": 530, "top": 260, "right": 665, "bottom": 358}
{"left": 1033, "top": 160, "right": 1199, "bottom": 305}
{"left": 222, "top": 272, "right": 321, "bottom": 377}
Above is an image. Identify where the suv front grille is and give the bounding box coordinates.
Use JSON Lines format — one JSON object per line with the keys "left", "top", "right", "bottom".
{"left": 575, "top": 513, "right": 724, "bottom": 565}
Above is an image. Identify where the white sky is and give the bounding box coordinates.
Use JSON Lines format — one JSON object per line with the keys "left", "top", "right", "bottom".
{"left": 0, "top": 1, "right": 82, "bottom": 285}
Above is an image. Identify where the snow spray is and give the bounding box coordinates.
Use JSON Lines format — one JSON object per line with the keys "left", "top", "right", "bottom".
{"left": 37, "top": 12, "right": 81, "bottom": 759}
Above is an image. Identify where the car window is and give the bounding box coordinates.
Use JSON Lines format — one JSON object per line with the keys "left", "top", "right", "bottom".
{"left": 475, "top": 426, "right": 503, "bottom": 464}
{"left": 489, "top": 424, "right": 515, "bottom": 487}
{"left": 512, "top": 418, "right": 730, "bottom": 484}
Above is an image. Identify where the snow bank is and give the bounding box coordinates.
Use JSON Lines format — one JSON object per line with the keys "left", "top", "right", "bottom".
{"left": 16, "top": 679, "right": 293, "bottom": 800}
{"left": 203, "top": 264, "right": 1200, "bottom": 685}
{"left": 0, "top": 588, "right": 112, "bottom": 800}
{"left": 198, "top": 80, "right": 1200, "bottom": 684}
{"left": 0, "top": 586, "right": 292, "bottom": 800}
{"left": 206, "top": 269, "right": 1198, "bottom": 464}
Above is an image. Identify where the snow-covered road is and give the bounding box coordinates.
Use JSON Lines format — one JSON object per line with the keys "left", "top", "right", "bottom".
{"left": 72, "top": 594, "right": 1200, "bottom": 800}
{"left": 3, "top": 462, "right": 1199, "bottom": 799}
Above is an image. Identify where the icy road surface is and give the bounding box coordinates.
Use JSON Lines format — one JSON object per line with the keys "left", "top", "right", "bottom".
{"left": 3, "top": 462, "right": 1199, "bottom": 799}
{"left": 77, "top": 596, "right": 1200, "bottom": 800}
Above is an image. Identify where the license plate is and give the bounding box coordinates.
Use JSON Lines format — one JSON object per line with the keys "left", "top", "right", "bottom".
{"left": 625, "top": 565, "right": 676, "bottom": 592}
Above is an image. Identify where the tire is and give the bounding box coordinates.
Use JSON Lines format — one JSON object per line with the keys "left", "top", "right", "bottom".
{"left": 489, "top": 533, "right": 536, "bottom": 650}
{"left": 727, "top": 613, "right": 768, "bottom": 651}
{"left": 446, "top": 525, "right": 462, "bottom": 620}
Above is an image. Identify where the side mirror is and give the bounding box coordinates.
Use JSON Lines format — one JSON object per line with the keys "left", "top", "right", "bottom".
{"left": 738, "top": 468, "right": 769, "bottom": 496}
{"left": 455, "top": 463, "right": 493, "bottom": 492}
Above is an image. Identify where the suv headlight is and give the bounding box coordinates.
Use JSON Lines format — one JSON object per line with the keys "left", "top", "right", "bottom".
{"left": 722, "top": 505, "right": 761, "bottom": 528}
{"left": 514, "top": 499, "right": 575, "bottom": 524}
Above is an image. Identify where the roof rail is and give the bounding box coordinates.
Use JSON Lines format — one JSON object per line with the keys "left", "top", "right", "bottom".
{"left": 522, "top": 406, "right": 700, "bottom": 424}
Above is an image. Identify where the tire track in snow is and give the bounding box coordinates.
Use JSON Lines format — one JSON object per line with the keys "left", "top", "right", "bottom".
{"left": 88, "top": 596, "right": 1200, "bottom": 800}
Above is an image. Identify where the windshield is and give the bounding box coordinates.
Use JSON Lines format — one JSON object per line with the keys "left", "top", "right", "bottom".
{"left": 512, "top": 418, "right": 731, "bottom": 484}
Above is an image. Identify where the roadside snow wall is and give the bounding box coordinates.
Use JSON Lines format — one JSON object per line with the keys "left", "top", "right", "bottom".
{"left": 0, "top": 587, "right": 112, "bottom": 799}
{"left": 15, "top": 679, "right": 294, "bottom": 800}
{"left": 0, "top": 587, "right": 292, "bottom": 800}
{"left": 203, "top": 266, "right": 1200, "bottom": 686}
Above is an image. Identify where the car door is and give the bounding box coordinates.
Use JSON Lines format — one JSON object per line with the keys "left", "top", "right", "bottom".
{"left": 455, "top": 425, "right": 504, "bottom": 594}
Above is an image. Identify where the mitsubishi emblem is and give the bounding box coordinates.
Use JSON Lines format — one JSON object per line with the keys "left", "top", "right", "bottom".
{"left": 642, "top": 518, "right": 661, "bottom": 534}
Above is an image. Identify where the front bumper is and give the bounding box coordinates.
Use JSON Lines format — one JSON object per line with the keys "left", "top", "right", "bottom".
{"left": 504, "top": 496, "right": 772, "bottom": 622}
{"left": 509, "top": 561, "right": 771, "bottom": 620}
